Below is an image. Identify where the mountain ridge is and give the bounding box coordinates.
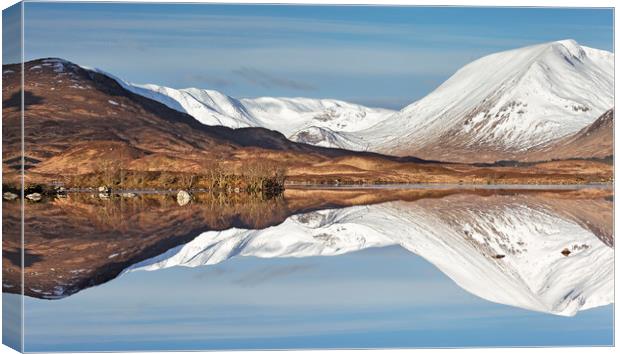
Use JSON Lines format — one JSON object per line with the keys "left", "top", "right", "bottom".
{"left": 90, "top": 67, "right": 396, "bottom": 142}
{"left": 108, "top": 39, "right": 613, "bottom": 163}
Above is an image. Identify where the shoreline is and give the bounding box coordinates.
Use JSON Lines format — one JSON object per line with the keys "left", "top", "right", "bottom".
{"left": 4, "top": 183, "right": 613, "bottom": 197}
{"left": 284, "top": 183, "right": 614, "bottom": 190}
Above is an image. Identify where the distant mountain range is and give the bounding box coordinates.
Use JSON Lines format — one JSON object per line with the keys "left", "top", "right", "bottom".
{"left": 108, "top": 39, "right": 613, "bottom": 163}
{"left": 93, "top": 68, "right": 395, "bottom": 151}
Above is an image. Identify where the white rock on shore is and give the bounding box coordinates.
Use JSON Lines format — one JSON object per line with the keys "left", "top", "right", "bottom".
{"left": 26, "top": 193, "right": 42, "bottom": 202}
{"left": 177, "top": 190, "right": 191, "bottom": 206}
{"left": 3, "top": 192, "right": 18, "bottom": 201}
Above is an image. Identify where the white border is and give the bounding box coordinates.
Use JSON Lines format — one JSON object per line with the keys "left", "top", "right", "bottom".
{"left": 5, "top": 0, "right": 616, "bottom": 7}
{"left": 0, "top": 1, "right": 616, "bottom": 354}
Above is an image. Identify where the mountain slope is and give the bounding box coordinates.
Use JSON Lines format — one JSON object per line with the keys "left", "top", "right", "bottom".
{"left": 362, "top": 39, "right": 613, "bottom": 161}
{"left": 241, "top": 96, "right": 394, "bottom": 135}
{"left": 113, "top": 79, "right": 395, "bottom": 143}
{"left": 288, "top": 126, "right": 367, "bottom": 150}
{"left": 525, "top": 108, "right": 613, "bottom": 161}
{"left": 125, "top": 84, "right": 259, "bottom": 128}
{"left": 128, "top": 192, "right": 613, "bottom": 317}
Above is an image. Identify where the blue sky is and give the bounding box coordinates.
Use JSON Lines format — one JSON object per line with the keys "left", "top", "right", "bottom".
{"left": 9, "top": 4, "right": 615, "bottom": 108}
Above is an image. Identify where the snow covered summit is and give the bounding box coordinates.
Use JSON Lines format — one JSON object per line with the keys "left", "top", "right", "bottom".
{"left": 364, "top": 39, "right": 613, "bottom": 160}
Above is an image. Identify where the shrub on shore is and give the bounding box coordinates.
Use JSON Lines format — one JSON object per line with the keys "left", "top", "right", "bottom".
{"left": 57, "top": 160, "right": 288, "bottom": 196}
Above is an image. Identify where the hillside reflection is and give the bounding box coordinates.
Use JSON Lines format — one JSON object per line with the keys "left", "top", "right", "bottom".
{"left": 2, "top": 188, "right": 613, "bottom": 315}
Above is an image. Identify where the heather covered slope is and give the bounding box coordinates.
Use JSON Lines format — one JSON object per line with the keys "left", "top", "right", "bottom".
{"left": 524, "top": 108, "right": 613, "bottom": 161}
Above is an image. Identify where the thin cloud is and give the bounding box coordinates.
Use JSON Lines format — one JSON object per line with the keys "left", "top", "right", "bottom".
{"left": 232, "top": 67, "right": 316, "bottom": 91}
{"left": 184, "top": 73, "right": 235, "bottom": 88}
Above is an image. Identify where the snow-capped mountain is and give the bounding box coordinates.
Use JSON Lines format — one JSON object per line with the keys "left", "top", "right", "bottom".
{"left": 113, "top": 80, "right": 394, "bottom": 145}
{"left": 126, "top": 194, "right": 613, "bottom": 317}
{"left": 127, "top": 84, "right": 259, "bottom": 128}
{"left": 92, "top": 39, "right": 613, "bottom": 161}
{"left": 362, "top": 39, "right": 614, "bottom": 160}
{"left": 240, "top": 97, "right": 394, "bottom": 135}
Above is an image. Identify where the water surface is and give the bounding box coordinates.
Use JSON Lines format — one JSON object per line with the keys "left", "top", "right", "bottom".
{"left": 3, "top": 186, "right": 614, "bottom": 350}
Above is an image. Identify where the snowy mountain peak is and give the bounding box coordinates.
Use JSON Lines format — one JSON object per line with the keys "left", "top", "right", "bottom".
{"left": 366, "top": 39, "right": 613, "bottom": 158}
{"left": 132, "top": 83, "right": 258, "bottom": 128}
{"left": 554, "top": 38, "right": 586, "bottom": 58}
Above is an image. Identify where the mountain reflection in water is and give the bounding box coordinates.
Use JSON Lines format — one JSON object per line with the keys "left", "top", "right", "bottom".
{"left": 3, "top": 188, "right": 613, "bottom": 317}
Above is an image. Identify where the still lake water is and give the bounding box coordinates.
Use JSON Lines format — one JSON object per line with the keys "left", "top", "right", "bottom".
{"left": 3, "top": 186, "right": 614, "bottom": 351}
